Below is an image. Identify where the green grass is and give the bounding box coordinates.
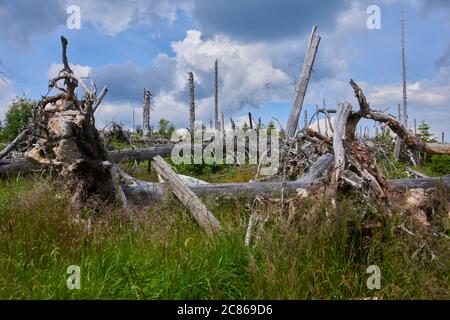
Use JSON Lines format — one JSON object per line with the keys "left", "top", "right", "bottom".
{"left": 0, "top": 177, "right": 448, "bottom": 299}
{"left": 119, "top": 159, "right": 258, "bottom": 183}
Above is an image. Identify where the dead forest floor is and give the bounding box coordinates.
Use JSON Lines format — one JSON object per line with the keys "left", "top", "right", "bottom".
{"left": 0, "top": 168, "right": 448, "bottom": 299}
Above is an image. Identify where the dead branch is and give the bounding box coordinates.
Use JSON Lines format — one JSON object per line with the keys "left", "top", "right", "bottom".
{"left": 93, "top": 86, "right": 108, "bottom": 113}
{"left": 0, "top": 128, "right": 29, "bottom": 161}
{"left": 350, "top": 79, "right": 450, "bottom": 155}
{"left": 152, "top": 156, "right": 221, "bottom": 233}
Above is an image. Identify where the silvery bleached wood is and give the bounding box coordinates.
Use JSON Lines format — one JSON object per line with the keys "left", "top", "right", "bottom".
{"left": 286, "top": 25, "right": 321, "bottom": 138}
{"left": 152, "top": 156, "right": 221, "bottom": 234}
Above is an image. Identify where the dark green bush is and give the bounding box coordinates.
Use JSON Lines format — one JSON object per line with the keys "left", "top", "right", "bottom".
{"left": 429, "top": 155, "right": 450, "bottom": 175}
{"left": 0, "top": 97, "right": 34, "bottom": 141}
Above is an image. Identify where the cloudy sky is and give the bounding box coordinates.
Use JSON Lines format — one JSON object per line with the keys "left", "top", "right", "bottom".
{"left": 0, "top": 0, "right": 449, "bottom": 139}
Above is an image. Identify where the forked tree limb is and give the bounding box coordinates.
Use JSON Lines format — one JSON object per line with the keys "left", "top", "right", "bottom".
{"left": 60, "top": 36, "right": 72, "bottom": 73}
{"left": 350, "top": 79, "right": 450, "bottom": 155}
{"left": 0, "top": 128, "right": 28, "bottom": 161}
{"left": 93, "top": 86, "right": 108, "bottom": 113}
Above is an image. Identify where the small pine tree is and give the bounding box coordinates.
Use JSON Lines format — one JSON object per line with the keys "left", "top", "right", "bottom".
{"left": 267, "top": 120, "right": 276, "bottom": 134}
{"left": 416, "top": 121, "right": 437, "bottom": 164}
{"left": 417, "top": 121, "right": 436, "bottom": 143}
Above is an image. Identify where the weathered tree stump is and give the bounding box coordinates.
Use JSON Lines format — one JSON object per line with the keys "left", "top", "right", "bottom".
{"left": 25, "top": 36, "right": 120, "bottom": 206}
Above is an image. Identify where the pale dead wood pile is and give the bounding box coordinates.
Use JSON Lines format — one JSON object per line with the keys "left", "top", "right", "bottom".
{"left": 0, "top": 34, "right": 449, "bottom": 236}
{"left": 23, "top": 36, "right": 120, "bottom": 206}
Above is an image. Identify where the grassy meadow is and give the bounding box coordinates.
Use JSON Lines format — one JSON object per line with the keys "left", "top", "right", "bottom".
{"left": 0, "top": 173, "right": 448, "bottom": 300}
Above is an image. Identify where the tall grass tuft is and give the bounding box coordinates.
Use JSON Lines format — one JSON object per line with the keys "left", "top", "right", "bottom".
{"left": 0, "top": 178, "right": 448, "bottom": 299}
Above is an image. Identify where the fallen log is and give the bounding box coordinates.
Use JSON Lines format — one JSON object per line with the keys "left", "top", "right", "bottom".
{"left": 0, "top": 145, "right": 173, "bottom": 174}
{"left": 0, "top": 128, "right": 29, "bottom": 161}
{"left": 108, "top": 145, "right": 173, "bottom": 163}
{"left": 296, "top": 153, "right": 334, "bottom": 184}
{"left": 122, "top": 175, "right": 450, "bottom": 202}
{"left": 391, "top": 175, "right": 450, "bottom": 189}
{"left": 406, "top": 167, "right": 429, "bottom": 179}
{"left": 152, "top": 156, "right": 221, "bottom": 234}
{"left": 0, "top": 158, "right": 31, "bottom": 174}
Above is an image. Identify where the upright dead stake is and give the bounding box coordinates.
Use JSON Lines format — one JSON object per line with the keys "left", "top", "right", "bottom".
{"left": 221, "top": 112, "right": 225, "bottom": 133}
{"left": 304, "top": 110, "right": 308, "bottom": 129}
{"left": 214, "top": 59, "right": 219, "bottom": 130}
{"left": 394, "top": 103, "right": 402, "bottom": 159}
{"left": 323, "top": 99, "right": 329, "bottom": 136}
{"left": 286, "top": 25, "right": 321, "bottom": 138}
{"left": 316, "top": 104, "right": 321, "bottom": 134}
{"left": 401, "top": 4, "right": 408, "bottom": 129}
{"left": 333, "top": 102, "right": 352, "bottom": 180}
{"left": 188, "top": 72, "right": 195, "bottom": 135}
{"left": 143, "top": 88, "right": 151, "bottom": 138}
{"left": 220, "top": 112, "right": 225, "bottom": 145}
{"left": 152, "top": 156, "right": 221, "bottom": 233}
{"left": 230, "top": 117, "right": 236, "bottom": 131}
{"left": 248, "top": 112, "right": 253, "bottom": 130}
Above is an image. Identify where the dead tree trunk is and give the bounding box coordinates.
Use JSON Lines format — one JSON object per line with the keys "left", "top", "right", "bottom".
{"left": 401, "top": 4, "right": 408, "bottom": 130}
{"left": 152, "top": 156, "right": 221, "bottom": 233}
{"left": 286, "top": 25, "right": 321, "bottom": 138}
{"left": 24, "top": 36, "right": 122, "bottom": 206}
{"left": 330, "top": 98, "right": 390, "bottom": 202}
{"left": 142, "top": 88, "right": 151, "bottom": 138}
{"left": 316, "top": 105, "right": 321, "bottom": 134}
{"left": 188, "top": 72, "right": 195, "bottom": 135}
{"left": 220, "top": 112, "right": 225, "bottom": 134}
{"left": 214, "top": 59, "right": 219, "bottom": 130}
{"left": 394, "top": 103, "right": 402, "bottom": 159}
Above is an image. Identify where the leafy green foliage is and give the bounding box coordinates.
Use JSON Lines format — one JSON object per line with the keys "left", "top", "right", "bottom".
{"left": 429, "top": 155, "right": 450, "bottom": 175}
{"left": 377, "top": 155, "right": 409, "bottom": 179}
{"left": 0, "top": 97, "right": 34, "bottom": 141}
{"left": 157, "top": 118, "right": 175, "bottom": 139}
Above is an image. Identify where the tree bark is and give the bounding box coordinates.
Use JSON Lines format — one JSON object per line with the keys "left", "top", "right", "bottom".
{"left": 123, "top": 175, "right": 450, "bottom": 202}
{"left": 0, "top": 128, "right": 29, "bottom": 161}
{"left": 350, "top": 79, "right": 450, "bottom": 155}
{"left": 152, "top": 156, "right": 221, "bottom": 233}
{"left": 286, "top": 25, "right": 321, "bottom": 138}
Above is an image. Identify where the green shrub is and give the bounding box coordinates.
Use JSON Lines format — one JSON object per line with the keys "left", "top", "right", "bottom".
{"left": 429, "top": 155, "right": 450, "bottom": 175}
{"left": 0, "top": 97, "right": 34, "bottom": 141}
{"left": 157, "top": 118, "right": 175, "bottom": 139}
